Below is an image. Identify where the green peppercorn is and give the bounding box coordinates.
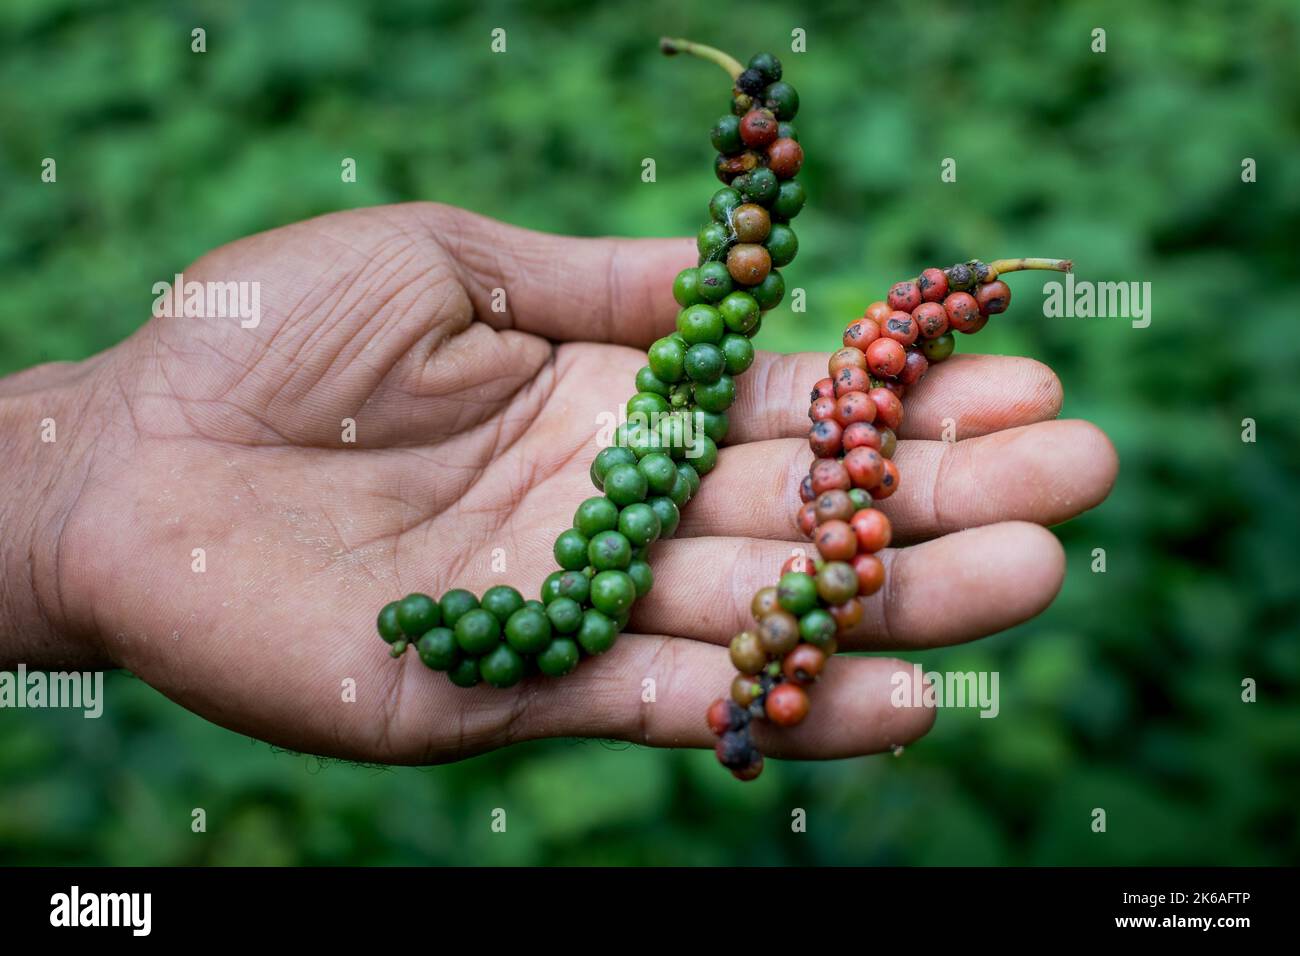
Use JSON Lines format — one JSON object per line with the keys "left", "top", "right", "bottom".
{"left": 555, "top": 569, "right": 591, "bottom": 604}
{"left": 697, "top": 222, "right": 731, "bottom": 261}
{"left": 591, "top": 445, "right": 637, "bottom": 490}
{"left": 617, "top": 502, "right": 662, "bottom": 547}
{"left": 553, "top": 528, "right": 590, "bottom": 571}
{"left": 603, "top": 462, "right": 649, "bottom": 506}
{"left": 848, "top": 488, "right": 873, "bottom": 511}
{"left": 504, "top": 606, "right": 552, "bottom": 655}
{"left": 416, "top": 627, "right": 460, "bottom": 671}
{"left": 766, "top": 223, "right": 798, "bottom": 267}
{"left": 627, "top": 559, "right": 654, "bottom": 598}
{"left": 720, "top": 333, "right": 755, "bottom": 375}
{"left": 590, "top": 569, "right": 637, "bottom": 620}
{"left": 439, "top": 589, "right": 479, "bottom": 628}
{"left": 739, "top": 167, "right": 778, "bottom": 204}
{"left": 688, "top": 434, "right": 719, "bottom": 475}
{"left": 717, "top": 290, "right": 760, "bottom": 334}
{"left": 777, "top": 121, "right": 797, "bottom": 141}
{"left": 748, "top": 52, "right": 783, "bottom": 84}
{"left": 396, "top": 593, "right": 440, "bottom": 636}
{"left": 657, "top": 412, "right": 690, "bottom": 460}
{"left": 480, "top": 585, "right": 525, "bottom": 625}
{"left": 777, "top": 571, "right": 819, "bottom": 615}
{"left": 635, "top": 366, "right": 671, "bottom": 398}
{"left": 577, "top": 608, "right": 619, "bottom": 655}
{"left": 447, "top": 656, "right": 481, "bottom": 688}
{"left": 696, "top": 261, "right": 733, "bottom": 302}
{"left": 545, "top": 597, "right": 584, "bottom": 635}
{"left": 627, "top": 391, "right": 670, "bottom": 418}
{"left": 672, "top": 267, "right": 704, "bottom": 307}
{"left": 667, "top": 468, "right": 693, "bottom": 507}
{"left": 537, "top": 637, "right": 581, "bottom": 676}
{"left": 648, "top": 496, "right": 681, "bottom": 538}
{"left": 624, "top": 422, "right": 662, "bottom": 459}
{"left": 799, "top": 608, "right": 837, "bottom": 645}
{"left": 479, "top": 643, "right": 525, "bottom": 688}
{"left": 574, "top": 496, "right": 620, "bottom": 537}
{"left": 816, "top": 561, "right": 859, "bottom": 605}
{"left": 710, "top": 114, "right": 743, "bottom": 154}
{"left": 588, "top": 529, "right": 633, "bottom": 571}
{"left": 709, "top": 187, "right": 742, "bottom": 224}
{"left": 540, "top": 571, "right": 565, "bottom": 605}
{"left": 764, "top": 81, "right": 799, "bottom": 119}
{"left": 454, "top": 608, "right": 501, "bottom": 655}
{"left": 676, "top": 304, "right": 725, "bottom": 345}
{"left": 677, "top": 460, "right": 702, "bottom": 497}
{"left": 684, "top": 342, "right": 725, "bottom": 383}
{"left": 637, "top": 452, "right": 678, "bottom": 495}
{"left": 922, "top": 332, "right": 956, "bottom": 362}
{"left": 751, "top": 269, "right": 785, "bottom": 311}
{"left": 696, "top": 408, "right": 729, "bottom": 443}
{"left": 771, "top": 180, "right": 805, "bottom": 221}
{"left": 377, "top": 602, "right": 403, "bottom": 643}
{"left": 693, "top": 373, "right": 736, "bottom": 413}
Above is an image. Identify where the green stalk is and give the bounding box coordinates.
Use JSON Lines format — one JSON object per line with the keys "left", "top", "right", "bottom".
{"left": 659, "top": 37, "right": 744, "bottom": 79}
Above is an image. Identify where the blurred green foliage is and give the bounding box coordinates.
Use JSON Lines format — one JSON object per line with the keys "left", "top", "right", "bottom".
{"left": 2, "top": 0, "right": 1298, "bottom": 865}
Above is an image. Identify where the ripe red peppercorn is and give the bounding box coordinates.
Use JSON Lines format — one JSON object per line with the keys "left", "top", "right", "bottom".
{"left": 796, "top": 501, "right": 818, "bottom": 536}
{"left": 829, "top": 597, "right": 864, "bottom": 633}
{"left": 887, "top": 280, "right": 921, "bottom": 312}
{"left": 766, "top": 137, "right": 804, "bottom": 179}
{"left": 782, "top": 644, "right": 827, "bottom": 685}
{"left": 833, "top": 365, "right": 871, "bottom": 397}
{"left": 864, "top": 300, "right": 891, "bottom": 323}
{"left": 814, "top": 519, "right": 858, "bottom": 561}
{"left": 850, "top": 508, "right": 892, "bottom": 552}
{"left": 799, "top": 474, "right": 815, "bottom": 502}
{"left": 898, "top": 349, "right": 929, "bottom": 386}
{"left": 811, "top": 377, "right": 835, "bottom": 402}
{"left": 813, "top": 489, "right": 855, "bottom": 524}
{"left": 975, "top": 280, "right": 1011, "bottom": 315}
{"left": 707, "top": 697, "right": 739, "bottom": 735}
{"left": 833, "top": 390, "right": 876, "bottom": 427}
{"left": 944, "top": 291, "right": 982, "bottom": 333}
{"left": 844, "top": 445, "right": 886, "bottom": 489}
{"left": 828, "top": 346, "right": 867, "bottom": 375}
{"left": 731, "top": 755, "right": 764, "bottom": 781}
{"left": 868, "top": 387, "right": 903, "bottom": 431}
{"left": 881, "top": 380, "right": 906, "bottom": 399}
{"left": 809, "top": 396, "right": 837, "bottom": 422}
{"left": 866, "top": 338, "right": 906, "bottom": 378}
{"left": 739, "top": 108, "right": 779, "bottom": 147}
{"left": 808, "top": 418, "right": 843, "bottom": 457}
{"left": 912, "top": 301, "right": 948, "bottom": 339}
{"left": 852, "top": 553, "right": 886, "bottom": 596}
{"left": 870, "top": 459, "right": 900, "bottom": 500}
{"left": 842, "top": 421, "right": 882, "bottom": 451}
{"left": 882, "top": 310, "right": 919, "bottom": 346}
{"left": 842, "top": 317, "right": 881, "bottom": 349}
{"left": 781, "top": 552, "right": 816, "bottom": 576}
{"left": 809, "top": 458, "right": 851, "bottom": 494}
{"left": 765, "top": 682, "right": 811, "bottom": 726}
{"left": 918, "top": 267, "right": 949, "bottom": 302}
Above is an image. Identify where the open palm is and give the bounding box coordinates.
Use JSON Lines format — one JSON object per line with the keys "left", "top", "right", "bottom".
{"left": 39, "top": 203, "right": 1116, "bottom": 766}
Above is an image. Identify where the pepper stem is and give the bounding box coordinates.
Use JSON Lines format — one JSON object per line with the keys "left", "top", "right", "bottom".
{"left": 988, "top": 257, "right": 1073, "bottom": 277}
{"left": 659, "top": 37, "right": 744, "bottom": 80}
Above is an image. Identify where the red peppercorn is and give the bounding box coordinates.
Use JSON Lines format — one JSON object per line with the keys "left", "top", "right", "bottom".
{"left": 731, "top": 755, "right": 764, "bottom": 781}
{"left": 868, "top": 387, "right": 904, "bottom": 431}
{"left": 918, "top": 267, "right": 949, "bottom": 302}
{"left": 881, "top": 380, "right": 906, "bottom": 399}
{"left": 887, "top": 280, "right": 922, "bottom": 313}
{"left": 898, "top": 349, "right": 929, "bottom": 386}
{"left": 715, "top": 150, "right": 760, "bottom": 182}
{"left": 739, "top": 108, "right": 779, "bottom": 147}
{"left": 809, "top": 396, "right": 837, "bottom": 422}
{"left": 766, "top": 137, "right": 804, "bottom": 179}
{"left": 833, "top": 390, "right": 876, "bottom": 427}
{"left": 850, "top": 508, "right": 892, "bottom": 552}
{"left": 808, "top": 419, "right": 843, "bottom": 457}
{"left": 912, "top": 301, "right": 948, "bottom": 339}
{"left": 975, "top": 280, "right": 1011, "bottom": 315}
{"left": 813, "top": 489, "right": 855, "bottom": 524}
{"left": 882, "top": 310, "right": 919, "bottom": 346}
{"left": 842, "top": 317, "right": 881, "bottom": 349}
{"left": 707, "top": 697, "right": 737, "bottom": 735}
{"left": 869, "top": 459, "right": 900, "bottom": 500}
{"left": 833, "top": 365, "right": 871, "bottom": 397}
{"left": 866, "top": 338, "right": 906, "bottom": 378}
{"left": 852, "top": 553, "right": 886, "bottom": 596}
{"left": 829, "top": 597, "right": 864, "bottom": 633}
{"left": 782, "top": 644, "right": 827, "bottom": 685}
{"left": 765, "top": 682, "right": 810, "bottom": 726}
{"left": 844, "top": 446, "right": 886, "bottom": 489}
{"left": 828, "top": 346, "right": 867, "bottom": 375}
{"left": 811, "top": 377, "right": 835, "bottom": 402}
{"left": 864, "top": 300, "right": 891, "bottom": 323}
{"left": 799, "top": 474, "right": 815, "bottom": 503}
{"left": 842, "top": 421, "right": 882, "bottom": 451}
{"left": 796, "top": 500, "right": 818, "bottom": 535}
{"left": 944, "top": 291, "right": 983, "bottom": 333}
{"left": 809, "top": 459, "right": 851, "bottom": 495}
{"left": 814, "top": 519, "right": 858, "bottom": 561}
{"left": 781, "top": 551, "right": 816, "bottom": 576}
{"left": 727, "top": 243, "right": 772, "bottom": 285}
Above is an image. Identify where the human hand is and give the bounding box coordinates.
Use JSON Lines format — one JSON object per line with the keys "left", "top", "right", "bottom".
{"left": 0, "top": 203, "right": 1116, "bottom": 764}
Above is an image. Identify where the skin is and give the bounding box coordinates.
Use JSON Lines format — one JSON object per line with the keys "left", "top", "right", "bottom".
{"left": 0, "top": 202, "right": 1117, "bottom": 765}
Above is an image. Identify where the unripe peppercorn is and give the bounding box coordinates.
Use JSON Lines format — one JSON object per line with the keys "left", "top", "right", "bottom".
{"left": 918, "top": 267, "right": 949, "bottom": 302}
{"left": 878, "top": 427, "right": 898, "bottom": 459}
{"left": 829, "top": 597, "right": 864, "bottom": 633}
{"left": 751, "top": 586, "right": 780, "bottom": 619}
{"left": 758, "top": 609, "right": 801, "bottom": 654}
{"left": 730, "top": 629, "right": 768, "bottom": 674}
{"left": 887, "top": 280, "right": 921, "bottom": 312}
{"left": 731, "top": 673, "right": 763, "bottom": 706}
{"left": 815, "top": 561, "right": 859, "bottom": 604}
{"left": 731, "top": 203, "right": 771, "bottom": 243}
{"left": 781, "top": 552, "right": 816, "bottom": 575}
{"left": 726, "top": 243, "right": 771, "bottom": 285}
{"left": 946, "top": 262, "right": 974, "bottom": 290}
{"left": 922, "top": 332, "right": 956, "bottom": 363}
{"left": 714, "top": 150, "right": 760, "bottom": 183}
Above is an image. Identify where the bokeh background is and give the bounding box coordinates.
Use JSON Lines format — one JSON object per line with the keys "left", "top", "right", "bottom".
{"left": 2, "top": 0, "right": 1298, "bottom": 865}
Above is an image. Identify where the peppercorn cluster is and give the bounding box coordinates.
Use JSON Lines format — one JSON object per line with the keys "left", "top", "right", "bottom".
{"left": 374, "top": 49, "right": 803, "bottom": 692}
{"left": 709, "top": 259, "right": 1038, "bottom": 780}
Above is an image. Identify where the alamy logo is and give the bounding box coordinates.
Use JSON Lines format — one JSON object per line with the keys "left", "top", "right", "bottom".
{"left": 0, "top": 664, "right": 103, "bottom": 718}
{"left": 151, "top": 271, "right": 261, "bottom": 328}
{"left": 50, "top": 886, "right": 151, "bottom": 936}
{"left": 890, "top": 664, "right": 1000, "bottom": 718}
{"left": 1042, "top": 272, "right": 1151, "bottom": 328}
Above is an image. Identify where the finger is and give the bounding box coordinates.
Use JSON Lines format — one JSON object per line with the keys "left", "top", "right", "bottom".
{"left": 630, "top": 522, "right": 1066, "bottom": 650}
{"left": 728, "top": 352, "right": 1063, "bottom": 444}
{"left": 519, "top": 636, "right": 936, "bottom": 760}
{"left": 423, "top": 204, "right": 692, "bottom": 348}
{"left": 680, "top": 419, "right": 1119, "bottom": 543}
